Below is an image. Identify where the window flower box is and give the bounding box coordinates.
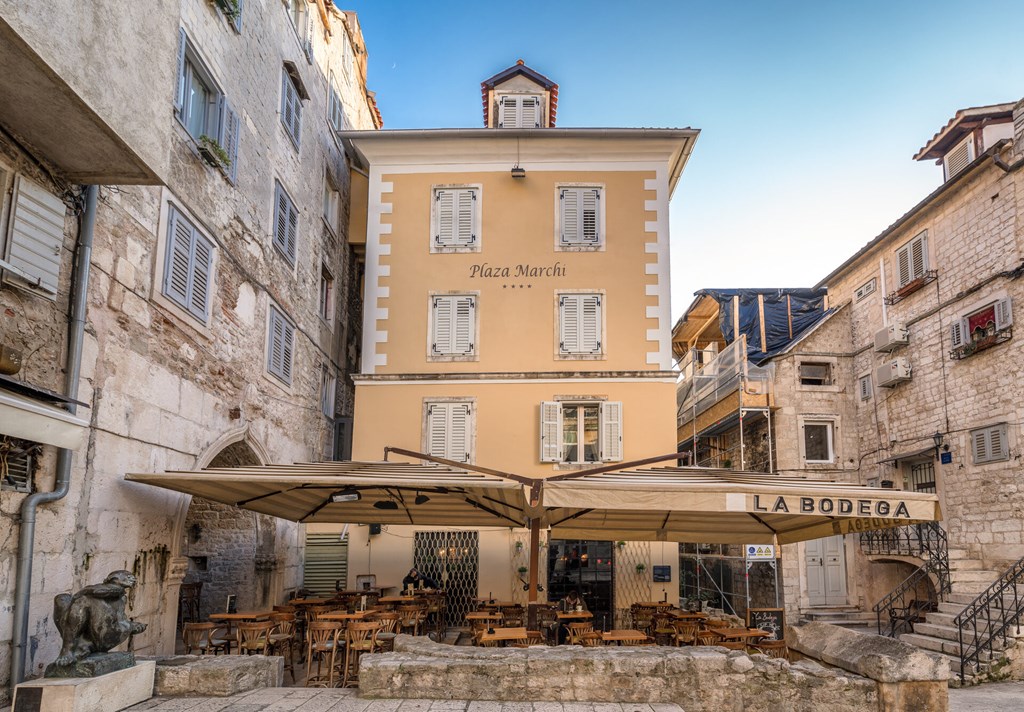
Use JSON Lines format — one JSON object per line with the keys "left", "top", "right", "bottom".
{"left": 198, "top": 135, "right": 231, "bottom": 170}
{"left": 950, "top": 327, "right": 1012, "bottom": 360}
{"left": 885, "top": 270, "right": 938, "bottom": 305}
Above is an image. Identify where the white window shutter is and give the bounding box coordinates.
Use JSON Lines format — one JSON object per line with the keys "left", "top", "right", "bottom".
{"left": 448, "top": 403, "right": 471, "bottom": 462}
{"left": 896, "top": 243, "right": 911, "bottom": 287}
{"left": 581, "top": 189, "right": 599, "bottom": 243}
{"left": 521, "top": 96, "right": 540, "bottom": 128}
{"left": 498, "top": 95, "right": 518, "bottom": 128}
{"left": 5, "top": 176, "right": 66, "bottom": 297}
{"left": 268, "top": 308, "right": 284, "bottom": 378}
{"left": 560, "top": 189, "right": 580, "bottom": 244}
{"left": 990, "top": 425, "right": 1008, "bottom": 461}
{"left": 455, "top": 189, "right": 476, "bottom": 245}
{"left": 995, "top": 297, "right": 1013, "bottom": 330}
{"left": 220, "top": 99, "right": 241, "bottom": 184}
{"left": 452, "top": 296, "right": 475, "bottom": 354}
{"left": 435, "top": 190, "right": 455, "bottom": 246}
{"left": 910, "top": 234, "right": 926, "bottom": 281}
{"left": 950, "top": 318, "right": 967, "bottom": 350}
{"left": 426, "top": 403, "right": 448, "bottom": 459}
{"left": 579, "top": 294, "right": 602, "bottom": 353}
{"left": 163, "top": 207, "right": 192, "bottom": 308}
{"left": 540, "top": 401, "right": 562, "bottom": 462}
{"left": 175, "top": 28, "right": 187, "bottom": 113}
{"left": 600, "top": 401, "right": 623, "bottom": 461}
{"left": 559, "top": 295, "right": 579, "bottom": 353}
{"left": 431, "top": 296, "right": 453, "bottom": 354}
{"left": 286, "top": 200, "right": 298, "bottom": 261}
{"left": 972, "top": 428, "right": 990, "bottom": 463}
{"left": 280, "top": 318, "right": 294, "bottom": 382}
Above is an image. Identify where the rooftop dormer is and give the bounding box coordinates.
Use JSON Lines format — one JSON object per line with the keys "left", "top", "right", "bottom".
{"left": 915, "top": 102, "right": 1016, "bottom": 182}
{"left": 480, "top": 60, "right": 558, "bottom": 129}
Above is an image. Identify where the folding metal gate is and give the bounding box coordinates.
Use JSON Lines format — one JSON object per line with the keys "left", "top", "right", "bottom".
{"left": 414, "top": 530, "right": 479, "bottom": 625}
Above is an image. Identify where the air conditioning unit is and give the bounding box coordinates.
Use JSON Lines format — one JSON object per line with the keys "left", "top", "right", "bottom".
{"left": 875, "top": 357, "right": 911, "bottom": 388}
{"left": 874, "top": 323, "right": 910, "bottom": 352}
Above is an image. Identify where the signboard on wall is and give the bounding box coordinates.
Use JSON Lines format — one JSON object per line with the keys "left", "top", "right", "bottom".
{"left": 745, "top": 544, "right": 776, "bottom": 560}
{"left": 748, "top": 607, "right": 785, "bottom": 640}
{"left": 652, "top": 565, "right": 671, "bottom": 582}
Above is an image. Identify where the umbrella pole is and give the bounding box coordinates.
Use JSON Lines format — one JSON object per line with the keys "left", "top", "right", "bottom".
{"left": 528, "top": 518, "right": 540, "bottom": 603}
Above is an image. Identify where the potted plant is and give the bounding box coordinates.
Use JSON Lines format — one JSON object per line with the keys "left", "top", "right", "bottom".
{"left": 635, "top": 563, "right": 647, "bottom": 575}
{"left": 616, "top": 540, "right": 627, "bottom": 550}
{"left": 198, "top": 135, "right": 231, "bottom": 170}
{"left": 514, "top": 541, "right": 524, "bottom": 553}
{"left": 212, "top": 0, "right": 239, "bottom": 18}
{"left": 517, "top": 565, "right": 528, "bottom": 575}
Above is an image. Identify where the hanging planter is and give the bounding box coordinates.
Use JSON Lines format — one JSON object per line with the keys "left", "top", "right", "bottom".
{"left": 616, "top": 540, "right": 626, "bottom": 550}
{"left": 635, "top": 563, "right": 647, "bottom": 575}
{"left": 198, "top": 135, "right": 231, "bottom": 170}
{"left": 517, "top": 566, "right": 528, "bottom": 575}
{"left": 514, "top": 541, "right": 524, "bottom": 553}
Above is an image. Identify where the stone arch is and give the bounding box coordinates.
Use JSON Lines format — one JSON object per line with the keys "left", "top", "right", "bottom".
{"left": 173, "top": 426, "right": 280, "bottom": 620}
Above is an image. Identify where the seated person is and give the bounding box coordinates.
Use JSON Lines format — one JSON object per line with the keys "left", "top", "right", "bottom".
{"left": 402, "top": 568, "right": 439, "bottom": 590}
{"left": 556, "top": 590, "right": 588, "bottom": 643}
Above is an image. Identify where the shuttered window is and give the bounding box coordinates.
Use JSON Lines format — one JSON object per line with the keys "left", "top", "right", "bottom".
{"left": 0, "top": 438, "right": 35, "bottom": 493}
{"left": 858, "top": 375, "right": 872, "bottom": 400}
{"left": 895, "top": 232, "right": 928, "bottom": 288}
{"left": 539, "top": 401, "right": 623, "bottom": 464}
{"left": 943, "top": 135, "right": 975, "bottom": 181}
{"left": 163, "top": 205, "right": 215, "bottom": 323}
{"left": 971, "top": 423, "right": 1009, "bottom": 464}
{"left": 431, "top": 295, "right": 476, "bottom": 356}
{"left": 303, "top": 532, "right": 348, "bottom": 596}
{"left": 559, "top": 187, "right": 602, "bottom": 247}
{"left": 267, "top": 304, "right": 295, "bottom": 385}
{"left": 273, "top": 181, "right": 299, "bottom": 264}
{"left": 2, "top": 176, "right": 66, "bottom": 298}
{"left": 281, "top": 68, "right": 302, "bottom": 149}
{"left": 425, "top": 401, "right": 473, "bottom": 462}
{"left": 950, "top": 298, "right": 1013, "bottom": 352}
{"left": 328, "top": 73, "right": 345, "bottom": 131}
{"left": 433, "top": 188, "right": 478, "bottom": 249}
{"left": 559, "top": 294, "right": 602, "bottom": 354}
{"left": 498, "top": 95, "right": 541, "bottom": 128}
{"left": 320, "top": 365, "right": 336, "bottom": 418}
{"left": 220, "top": 100, "right": 241, "bottom": 184}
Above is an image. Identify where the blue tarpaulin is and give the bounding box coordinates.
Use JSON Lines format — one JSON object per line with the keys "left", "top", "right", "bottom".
{"left": 696, "top": 288, "right": 830, "bottom": 365}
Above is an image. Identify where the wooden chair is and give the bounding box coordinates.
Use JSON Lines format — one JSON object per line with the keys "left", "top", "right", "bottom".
{"left": 580, "top": 631, "right": 603, "bottom": 647}
{"left": 620, "top": 635, "right": 655, "bottom": 646}
{"left": 630, "top": 605, "right": 655, "bottom": 634}
{"left": 178, "top": 582, "right": 202, "bottom": 631}
{"left": 397, "top": 606, "right": 424, "bottom": 636}
{"left": 694, "top": 629, "right": 722, "bottom": 646}
{"left": 373, "top": 612, "right": 402, "bottom": 652}
{"left": 268, "top": 613, "right": 297, "bottom": 681}
{"left": 304, "top": 621, "right": 342, "bottom": 688}
{"left": 752, "top": 639, "right": 790, "bottom": 660}
{"left": 565, "top": 621, "right": 595, "bottom": 645}
{"left": 499, "top": 605, "right": 524, "bottom": 627}
{"left": 717, "top": 640, "right": 747, "bottom": 651}
{"left": 236, "top": 621, "right": 275, "bottom": 656}
{"left": 671, "top": 620, "right": 700, "bottom": 646}
{"left": 342, "top": 621, "right": 382, "bottom": 688}
{"left": 651, "top": 612, "right": 676, "bottom": 645}
{"left": 181, "top": 622, "right": 229, "bottom": 655}
{"left": 533, "top": 604, "right": 558, "bottom": 644}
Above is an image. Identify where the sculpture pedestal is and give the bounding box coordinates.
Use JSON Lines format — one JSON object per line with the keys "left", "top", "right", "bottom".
{"left": 12, "top": 660, "right": 154, "bottom": 712}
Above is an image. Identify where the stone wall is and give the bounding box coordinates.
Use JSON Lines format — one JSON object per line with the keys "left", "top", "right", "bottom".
{"left": 0, "top": 0, "right": 378, "bottom": 701}
{"left": 361, "top": 635, "right": 887, "bottom": 711}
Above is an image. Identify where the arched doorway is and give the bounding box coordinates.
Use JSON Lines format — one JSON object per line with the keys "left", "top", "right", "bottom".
{"left": 180, "top": 438, "right": 280, "bottom": 620}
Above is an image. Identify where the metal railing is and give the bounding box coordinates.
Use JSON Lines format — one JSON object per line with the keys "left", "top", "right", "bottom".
{"left": 866, "top": 522, "right": 951, "bottom": 637}
{"left": 676, "top": 336, "right": 773, "bottom": 428}
{"left": 954, "top": 554, "right": 1024, "bottom": 681}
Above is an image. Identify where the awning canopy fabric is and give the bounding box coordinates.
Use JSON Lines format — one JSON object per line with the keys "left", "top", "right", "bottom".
{"left": 125, "top": 461, "right": 531, "bottom": 528}
{"left": 540, "top": 468, "right": 942, "bottom": 545}
{"left": 126, "top": 457, "right": 942, "bottom": 547}
{"left": 877, "top": 446, "right": 936, "bottom": 465}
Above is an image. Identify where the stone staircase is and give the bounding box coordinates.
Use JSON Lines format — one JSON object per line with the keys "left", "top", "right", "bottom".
{"left": 898, "top": 551, "right": 1016, "bottom": 683}
{"left": 800, "top": 606, "right": 876, "bottom": 627}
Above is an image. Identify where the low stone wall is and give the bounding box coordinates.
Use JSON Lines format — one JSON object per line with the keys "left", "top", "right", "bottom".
{"left": 788, "top": 622, "right": 949, "bottom": 711}
{"left": 150, "top": 654, "right": 283, "bottom": 697}
{"left": 360, "top": 636, "right": 879, "bottom": 712}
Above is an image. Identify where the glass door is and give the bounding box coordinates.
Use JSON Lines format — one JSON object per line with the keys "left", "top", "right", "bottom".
{"left": 547, "top": 539, "right": 614, "bottom": 629}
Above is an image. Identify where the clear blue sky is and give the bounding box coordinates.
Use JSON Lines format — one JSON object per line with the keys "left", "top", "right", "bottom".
{"left": 347, "top": 1, "right": 1024, "bottom": 320}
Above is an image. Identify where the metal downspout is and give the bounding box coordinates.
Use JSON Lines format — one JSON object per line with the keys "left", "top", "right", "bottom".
{"left": 11, "top": 184, "right": 98, "bottom": 685}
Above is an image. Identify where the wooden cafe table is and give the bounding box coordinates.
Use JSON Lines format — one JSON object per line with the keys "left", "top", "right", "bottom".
{"left": 466, "top": 611, "right": 503, "bottom": 623}
{"left": 709, "top": 626, "right": 770, "bottom": 642}
{"left": 319, "top": 610, "right": 372, "bottom": 622}
{"left": 209, "top": 610, "right": 273, "bottom": 623}
{"left": 602, "top": 629, "right": 649, "bottom": 645}
{"left": 556, "top": 611, "right": 594, "bottom": 621}
{"left": 634, "top": 601, "right": 675, "bottom": 608}
{"left": 477, "top": 626, "right": 528, "bottom": 647}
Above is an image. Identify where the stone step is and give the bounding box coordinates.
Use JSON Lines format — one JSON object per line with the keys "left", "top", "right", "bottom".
{"left": 941, "top": 593, "right": 1024, "bottom": 610}
{"left": 901, "top": 632, "right": 961, "bottom": 656}
{"left": 913, "top": 622, "right": 984, "bottom": 644}
{"left": 949, "top": 559, "right": 988, "bottom": 571}
{"left": 950, "top": 570, "right": 1001, "bottom": 584}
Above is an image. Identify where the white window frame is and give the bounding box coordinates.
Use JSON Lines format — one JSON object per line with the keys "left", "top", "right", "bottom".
{"left": 273, "top": 180, "right": 299, "bottom": 265}
{"left": 854, "top": 278, "right": 876, "bottom": 302}
{"left": 422, "top": 398, "right": 475, "bottom": 463}
{"left": 799, "top": 417, "right": 836, "bottom": 465}
{"left": 971, "top": 423, "right": 1009, "bottom": 465}
{"left": 266, "top": 302, "right": 296, "bottom": 386}
{"left": 556, "top": 291, "right": 605, "bottom": 359}
{"left": 318, "top": 262, "right": 334, "bottom": 325}
{"left": 539, "top": 399, "right": 623, "bottom": 465}
{"left": 427, "top": 292, "right": 479, "bottom": 361}
{"left": 555, "top": 184, "right": 605, "bottom": 251}
{"left": 895, "top": 230, "right": 929, "bottom": 289}
{"left": 430, "top": 185, "right": 481, "bottom": 253}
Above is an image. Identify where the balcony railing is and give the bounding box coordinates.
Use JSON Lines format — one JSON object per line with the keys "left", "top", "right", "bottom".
{"left": 677, "top": 335, "right": 773, "bottom": 429}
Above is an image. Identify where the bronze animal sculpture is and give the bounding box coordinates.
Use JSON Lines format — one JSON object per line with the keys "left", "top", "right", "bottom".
{"left": 52, "top": 570, "right": 147, "bottom": 666}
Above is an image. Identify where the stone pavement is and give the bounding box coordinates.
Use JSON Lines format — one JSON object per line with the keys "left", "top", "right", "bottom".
{"left": 948, "top": 680, "right": 1024, "bottom": 711}
{"left": 126, "top": 691, "right": 685, "bottom": 712}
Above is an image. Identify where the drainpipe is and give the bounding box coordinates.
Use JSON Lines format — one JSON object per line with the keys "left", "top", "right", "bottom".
{"left": 11, "top": 184, "right": 98, "bottom": 685}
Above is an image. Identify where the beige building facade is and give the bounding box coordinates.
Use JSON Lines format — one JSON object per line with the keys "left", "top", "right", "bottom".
{"left": 340, "top": 63, "right": 698, "bottom": 626}
{"left": 0, "top": 0, "right": 377, "bottom": 698}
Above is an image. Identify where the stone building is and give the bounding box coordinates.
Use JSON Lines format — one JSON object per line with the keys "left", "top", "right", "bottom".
{"left": 673, "top": 100, "right": 1024, "bottom": 652}
{"left": 0, "top": 0, "right": 378, "bottom": 698}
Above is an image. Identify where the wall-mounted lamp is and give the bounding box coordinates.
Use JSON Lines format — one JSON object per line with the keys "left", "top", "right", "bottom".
{"left": 510, "top": 166, "right": 526, "bottom": 179}
{"left": 932, "top": 431, "right": 945, "bottom": 451}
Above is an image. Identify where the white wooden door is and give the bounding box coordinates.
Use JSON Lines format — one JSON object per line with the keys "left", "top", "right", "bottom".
{"left": 806, "top": 535, "right": 848, "bottom": 606}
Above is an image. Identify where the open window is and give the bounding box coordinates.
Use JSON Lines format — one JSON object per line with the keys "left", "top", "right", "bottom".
{"left": 540, "top": 401, "right": 622, "bottom": 464}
